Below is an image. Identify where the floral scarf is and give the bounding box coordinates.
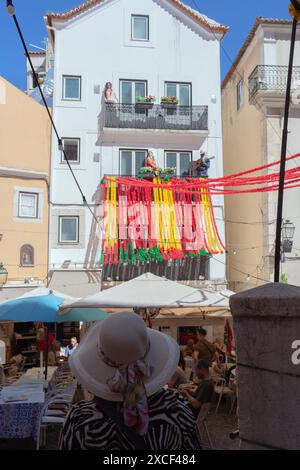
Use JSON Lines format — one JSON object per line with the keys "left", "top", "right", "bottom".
{"left": 98, "top": 343, "right": 152, "bottom": 436}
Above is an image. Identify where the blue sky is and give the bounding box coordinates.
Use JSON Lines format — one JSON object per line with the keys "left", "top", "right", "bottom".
{"left": 0, "top": 0, "right": 291, "bottom": 90}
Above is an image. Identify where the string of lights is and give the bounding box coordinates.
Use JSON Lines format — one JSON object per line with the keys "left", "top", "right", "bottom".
{"left": 211, "top": 255, "right": 272, "bottom": 284}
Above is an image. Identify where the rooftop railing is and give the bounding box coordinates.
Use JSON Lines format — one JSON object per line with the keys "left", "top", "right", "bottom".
{"left": 249, "top": 65, "right": 300, "bottom": 102}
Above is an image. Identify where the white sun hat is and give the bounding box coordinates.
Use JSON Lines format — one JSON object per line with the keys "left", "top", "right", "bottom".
{"left": 69, "top": 312, "right": 179, "bottom": 401}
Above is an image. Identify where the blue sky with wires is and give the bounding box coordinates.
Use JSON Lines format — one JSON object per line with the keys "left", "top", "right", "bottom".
{"left": 0, "top": 0, "right": 291, "bottom": 91}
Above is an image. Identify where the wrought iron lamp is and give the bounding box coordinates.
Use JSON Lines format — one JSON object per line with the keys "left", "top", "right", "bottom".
{"left": 282, "top": 220, "right": 296, "bottom": 253}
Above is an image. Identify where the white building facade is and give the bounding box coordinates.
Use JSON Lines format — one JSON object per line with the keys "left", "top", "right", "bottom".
{"left": 44, "top": 0, "right": 227, "bottom": 289}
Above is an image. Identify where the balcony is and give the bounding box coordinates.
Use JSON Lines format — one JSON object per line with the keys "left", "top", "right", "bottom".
{"left": 99, "top": 103, "right": 209, "bottom": 148}
{"left": 249, "top": 65, "right": 300, "bottom": 107}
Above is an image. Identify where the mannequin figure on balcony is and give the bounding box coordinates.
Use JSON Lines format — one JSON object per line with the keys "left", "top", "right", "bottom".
{"left": 195, "top": 150, "right": 210, "bottom": 178}
{"left": 145, "top": 151, "right": 158, "bottom": 171}
{"left": 104, "top": 82, "right": 118, "bottom": 103}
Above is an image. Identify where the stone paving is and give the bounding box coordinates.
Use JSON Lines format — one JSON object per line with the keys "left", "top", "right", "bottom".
{"left": 202, "top": 408, "right": 239, "bottom": 450}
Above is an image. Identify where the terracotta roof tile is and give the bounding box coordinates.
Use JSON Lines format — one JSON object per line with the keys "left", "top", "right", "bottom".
{"left": 46, "top": 0, "right": 228, "bottom": 36}
{"left": 222, "top": 17, "right": 293, "bottom": 89}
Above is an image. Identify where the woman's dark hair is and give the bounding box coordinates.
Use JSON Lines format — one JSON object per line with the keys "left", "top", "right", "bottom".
{"left": 178, "top": 350, "right": 185, "bottom": 370}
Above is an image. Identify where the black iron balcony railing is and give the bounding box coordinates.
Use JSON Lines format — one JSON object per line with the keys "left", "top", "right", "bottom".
{"left": 249, "top": 65, "right": 300, "bottom": 101}
{"left": 104, "top": 103, "right": 208, "bottom": 131}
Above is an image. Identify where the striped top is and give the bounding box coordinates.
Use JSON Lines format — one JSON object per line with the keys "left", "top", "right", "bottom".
{"left": 59, "top": 389, "right": 201, "bottom": 450}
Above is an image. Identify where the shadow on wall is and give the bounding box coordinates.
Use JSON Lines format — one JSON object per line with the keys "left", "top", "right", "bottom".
{"left": 84, "top": 186, "right": 102, "bottom": 271}
{"left": 48, "top": 270, "right": 102, "bottom": 297}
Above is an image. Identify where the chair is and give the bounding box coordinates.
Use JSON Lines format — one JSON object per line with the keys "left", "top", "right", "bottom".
{"left": 214, "top": 377, "right": 235, "bottom": 413}
{"left": 228, "top": 378, "right": 238, "bottom": 414}
{"left": 36, "top": 397, "right": 71, "bottom": 450}
{"left": 196, "top": 402, "right": 213, "bottom": 449}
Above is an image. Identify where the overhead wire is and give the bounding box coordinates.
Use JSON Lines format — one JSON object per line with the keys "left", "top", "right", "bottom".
{"left": 6, "top": 4, "right": 98, "bottom": 224}
{"left": 4, "top": 1, "right": 299, "bottom": 279}
{"left": 211, "top": 255, "right": 271, "bottom": 284}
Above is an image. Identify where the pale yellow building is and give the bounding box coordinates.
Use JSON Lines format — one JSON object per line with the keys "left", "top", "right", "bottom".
{"left": 222, "top": 18, "right": 300, "bottom": 291}
{"left": 0, "top": 77, "right": 51, "bottom": 298}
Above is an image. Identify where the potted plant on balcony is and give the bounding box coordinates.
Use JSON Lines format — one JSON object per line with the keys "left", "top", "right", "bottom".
{"left": 160, "top": 167, "right": 175, "bottom": 177}
{"left": 160, "top": 96, "right": 178, "bottom": 108}
{"left": 135, "top": 96, "right": 155, "bottom": 110}
{"left": 138, "top": 166, "right": 175, "bottom": 179}
{"left": 138, "top": 166, "right": 159, "bottom": 179}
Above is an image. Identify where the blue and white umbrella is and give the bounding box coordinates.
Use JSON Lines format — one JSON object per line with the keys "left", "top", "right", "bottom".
{"left": 0, "top": 288, "right": 108, "bottom": 378}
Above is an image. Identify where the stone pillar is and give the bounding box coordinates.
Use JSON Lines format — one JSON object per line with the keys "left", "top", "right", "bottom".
{"left": 230, "top": 283, "right": 300, "bottom": 450}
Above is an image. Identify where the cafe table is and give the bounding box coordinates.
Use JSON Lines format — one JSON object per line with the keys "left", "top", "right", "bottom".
{"left": 0, "top": 368, "right": 56, "bottom": 440}
{"left": 0, "top": 383, "right": 45, "bottom": 440}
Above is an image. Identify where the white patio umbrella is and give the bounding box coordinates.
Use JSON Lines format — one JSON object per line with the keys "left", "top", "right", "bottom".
{"left": 59, "top": 272, "right": 232, "bottom": 310}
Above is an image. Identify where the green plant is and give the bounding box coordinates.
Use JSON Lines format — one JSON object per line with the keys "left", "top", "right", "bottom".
{"left": 161, "top": 167, "right": 175, "bottom": 175}
{"left": 160, "top": 96, "right": 178, "bottom": 104}
{"left": 139, "top": 166, "right": 154, "bottom": 174}
{"left": 280, "top": 273, "right": 289, "bottom": 284}
{"left": 138, "top": 166, "right": 175, "bottom": 177}
{"left": 136, "top": 96, "right": 155, "bottom": 103}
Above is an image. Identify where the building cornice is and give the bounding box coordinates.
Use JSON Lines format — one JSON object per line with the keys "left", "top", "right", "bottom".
{"left": 0, "top": 167, "right": 48, "bottom": 180}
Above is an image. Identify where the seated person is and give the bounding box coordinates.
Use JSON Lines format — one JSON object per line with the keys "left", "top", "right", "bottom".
{"left": 64, "top": 337, "right": 78, "bottom": 359}
{"left": 210, "top": 361, "right": 226, "bottom": 376}
{"left": 167, "top": 351, "right": 189, "bottom": 388}
{"left": 180, "top": 359, "right": 215, "bottom": 417}
{"left": 7, "top": 347, "right": 24, "bottom": 376}
{"left": 213, "top": 337, "right": 226, "bottom": 363}
{"left": 182, "top": 339, "right": 194, "bottom": 358}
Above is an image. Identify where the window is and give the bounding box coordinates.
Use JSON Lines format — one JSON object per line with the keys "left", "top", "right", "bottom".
{"left": 20, "top": 245, "right": 34, "bottom": 267}
{"left": 120, "top": 150, "right": 147, "bottom": 176}
{"left": 18, "top": 192, "right": 38, "bottom": 218}
{"left": 237, "top": 79, "right": 244, "bottom": 111}
{"left": 165, "top": 82, "right": 191, "bottom": 106}
{"left": 131, "top": 15, "right": 149, "bottom": 41}
{"left": 63, "top": 76, "right": 81, "bottom": 100}
{"left": 165, "top": 151, "right": 191, "bottom": 176}
{"left": 61, "top": 138, "right": 80, "bottom": 163}
{"left": 59, "top": 217, "right": 79, "bottom": 244}
{"left": 120, "top": 80, "right": 147, "bottom": 104}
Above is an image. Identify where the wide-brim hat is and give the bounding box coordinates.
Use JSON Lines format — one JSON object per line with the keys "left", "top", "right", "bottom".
{"left": 69, "top": 312, "right": 179, "bottom": 401}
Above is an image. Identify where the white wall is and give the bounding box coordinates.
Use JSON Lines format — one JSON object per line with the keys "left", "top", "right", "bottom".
{"left": 49, "top": 0, "right": 225, "bottom": 277}
{"left": 262, "top": 26, "right": 300, "bottom": 285}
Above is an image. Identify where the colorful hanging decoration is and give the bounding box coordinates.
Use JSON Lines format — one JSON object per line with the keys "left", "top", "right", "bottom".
{"left": 99, "top": 152, "right": 300, "bottom": 265}
{"left": 99, "top": 177, "right": 225, "bottom": 265}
